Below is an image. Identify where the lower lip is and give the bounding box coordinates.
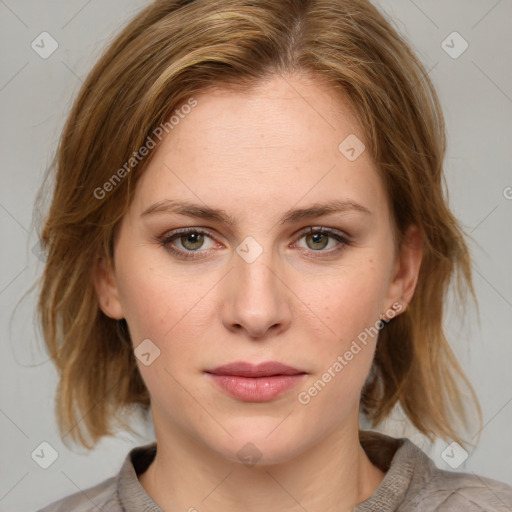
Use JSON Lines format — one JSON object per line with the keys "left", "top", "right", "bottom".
{"left": 207, "top": 373, "right": 306, "bottom": 402}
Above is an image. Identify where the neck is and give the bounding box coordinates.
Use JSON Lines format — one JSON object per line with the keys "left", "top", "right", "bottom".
{"left": 138, "top": 419, "right": 385, "bottom": 512}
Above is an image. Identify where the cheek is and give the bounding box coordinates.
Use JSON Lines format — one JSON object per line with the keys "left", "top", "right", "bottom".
{"left": 114, "top": 253, "right": 220, "bottom": 393}
{"left": 115, "top": 261, "right": 209, "bottom": 407}
{"left": 308, "top": 256, "right": 392, "bottom": 337}
{"left": 294, "top": 274, "right": 385, "bottom": 426}
{"left": 114, "top": 255, "right": 200, "bottom": 346}
{"left": 295, "top": 255, "right": 392, "bottom": 395}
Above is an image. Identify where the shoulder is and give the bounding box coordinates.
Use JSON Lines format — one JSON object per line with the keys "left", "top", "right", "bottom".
{"left": 403, "top": 454, "right": 512, "bottom": 511}
{"left": 359, "top": 431, "right": 512, "bottom": 512}
{"left": 35, "top": 442, "right": 158, "bottom": 512}
{"left": 36, "top": 475, "right": 120, "bottom": 512}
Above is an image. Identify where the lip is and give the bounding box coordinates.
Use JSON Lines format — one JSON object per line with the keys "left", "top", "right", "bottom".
{"left": 205, "top": 361, "right": 307, "bottom": 402}
{"left": 207, "top": 361, "right": 305, "bottom": 377}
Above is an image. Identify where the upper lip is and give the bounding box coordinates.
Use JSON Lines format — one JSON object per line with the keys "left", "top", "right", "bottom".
{"left": 206, "top": 361, "right": 306, "bottom": 377}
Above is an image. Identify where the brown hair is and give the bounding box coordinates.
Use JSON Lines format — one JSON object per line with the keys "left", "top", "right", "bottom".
{"left": 35, "top": 0, "right": 482, "bottom": 449}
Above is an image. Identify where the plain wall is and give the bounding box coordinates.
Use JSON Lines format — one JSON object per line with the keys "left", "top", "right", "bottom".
{"left": 1, "top": 1, "right": 511, "bottom": 510}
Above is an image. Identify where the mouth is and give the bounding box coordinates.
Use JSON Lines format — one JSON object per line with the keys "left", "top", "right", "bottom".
{"left": 205, "top": 361, "right": 307, "bottom": 402}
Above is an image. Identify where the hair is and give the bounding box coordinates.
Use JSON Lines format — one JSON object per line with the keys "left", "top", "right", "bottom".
{"left": 35, "top": 0, "right": 482, "bottom": 450}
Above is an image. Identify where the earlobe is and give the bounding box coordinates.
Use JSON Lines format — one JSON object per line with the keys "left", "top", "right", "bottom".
{"left": 387, "top": 224, "right": 423, "bottom": 312}
{"left": 92, "top": 255, "right": 124, "bottom": 320}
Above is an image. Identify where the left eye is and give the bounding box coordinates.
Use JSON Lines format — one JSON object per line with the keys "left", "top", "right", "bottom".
{"left": 296, "top": 227, "right": 348, "bottom": 252}
{"left": 158, "top": 227, "right": 349, "bottom": 259}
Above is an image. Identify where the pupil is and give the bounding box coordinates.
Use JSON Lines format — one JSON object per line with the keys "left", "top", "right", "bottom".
{"left": 310, "top": 233, "right": 327, "bottom": 250}
{"left": 184, "top": 233, "right": 202, "bottom": 249}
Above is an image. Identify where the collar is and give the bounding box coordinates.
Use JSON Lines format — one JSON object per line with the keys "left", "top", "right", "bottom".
{"left": 114, "top": 431, "right": 431, "bottom": 511}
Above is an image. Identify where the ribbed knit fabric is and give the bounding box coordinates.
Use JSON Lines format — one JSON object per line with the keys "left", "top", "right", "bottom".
{"left": 38, "top": 431, "right": 512, "bottom": 511}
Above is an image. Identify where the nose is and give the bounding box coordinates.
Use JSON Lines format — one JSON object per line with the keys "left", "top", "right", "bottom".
{"left": 221, "top": 244, "right": 292, "bottom": 340}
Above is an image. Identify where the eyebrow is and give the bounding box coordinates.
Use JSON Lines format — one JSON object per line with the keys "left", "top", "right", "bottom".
{"left": 140, "top": 198, "right": 371, "bottom": 225}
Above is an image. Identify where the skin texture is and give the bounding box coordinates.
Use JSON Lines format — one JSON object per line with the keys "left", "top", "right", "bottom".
{"left": 93, "top": 74, "right": 423, "bottom": 512}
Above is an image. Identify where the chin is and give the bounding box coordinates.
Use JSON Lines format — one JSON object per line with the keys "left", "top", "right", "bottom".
{"left": 206, "top": 420, "right": 310, "bottom": 467}
{"left": 219, "top": 439, "right": 303, "bottom": 467}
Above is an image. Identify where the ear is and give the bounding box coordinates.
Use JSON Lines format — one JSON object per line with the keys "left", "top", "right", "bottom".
{"left": 92, "top": 255, "right": 124, "bottom": 320}
{"left": 385, "top": 224, "right": 423, "bottom": 314}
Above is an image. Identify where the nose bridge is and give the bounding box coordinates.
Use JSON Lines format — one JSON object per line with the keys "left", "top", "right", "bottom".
{"left": 222, "top": 234, "right": 291, "bottom": 337}
{"left": 237, "top": 246, "right": 278, "bottom": 294}
{"left": 234, "top": 235, "right": 283, "bottom": 305}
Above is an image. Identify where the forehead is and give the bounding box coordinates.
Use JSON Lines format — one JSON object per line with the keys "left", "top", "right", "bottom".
{"left": 128, "top": 75, "right": 386, "bottom": 221}
{"left": 176, "top": 75, "right": 364, "bottom": 153}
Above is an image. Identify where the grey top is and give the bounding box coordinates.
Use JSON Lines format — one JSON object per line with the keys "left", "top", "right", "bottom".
{"left": 37, "top": 431, "right": 512, "bottom": 511}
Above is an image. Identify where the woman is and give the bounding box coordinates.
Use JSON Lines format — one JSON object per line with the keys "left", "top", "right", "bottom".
{"left": 35, "top": 0, "right": 512, "bottom": 510}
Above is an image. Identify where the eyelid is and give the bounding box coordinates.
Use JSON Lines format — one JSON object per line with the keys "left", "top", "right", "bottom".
{"left": 160, "top": 226, "right": 219, "bottom": 249}
{"left": 296, "top": 225, "right": 351, "bottom": 241}
{"left": 159, "top": 225, "right": 350, "bottom": 242}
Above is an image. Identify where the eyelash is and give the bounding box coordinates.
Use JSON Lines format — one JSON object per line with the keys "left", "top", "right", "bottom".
{"left": 157, "top": 227, "right": 350, "bottom": 260}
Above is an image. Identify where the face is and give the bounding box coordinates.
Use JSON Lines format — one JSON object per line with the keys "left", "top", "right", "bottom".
{"left": 94, "top": 74, "right": 421, "bottom": 465}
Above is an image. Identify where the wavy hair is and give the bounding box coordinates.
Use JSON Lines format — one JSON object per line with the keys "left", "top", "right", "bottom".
{"left": 35, "top": 0, "right": 482, "bottom": 449}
